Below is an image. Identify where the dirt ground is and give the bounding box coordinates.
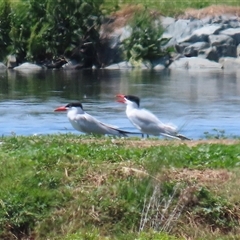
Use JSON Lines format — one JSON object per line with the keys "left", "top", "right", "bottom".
{"left": 77, "top": 138, "right": 240, "bottom": 148}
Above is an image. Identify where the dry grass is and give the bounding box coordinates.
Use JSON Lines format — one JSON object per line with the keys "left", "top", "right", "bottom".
{"left": 111, "top": 4, "right": 145, "bottom": 20}
{"left": 68, "top": 137, "right": 240, "bottom": 148}
{"left": 100, "top": 4, "right": 161, "bottom": 36}
{"left": 167, "top": 168, "right": 231, "bottom": 185}
{"left": 180, "top": 4, "right": 240, "bottom": 19}
{"left": 101, "top": 4, "right": 144, "bottom": 35}
{"left": 101, "top": 4, "right": 240, "bottom": 37}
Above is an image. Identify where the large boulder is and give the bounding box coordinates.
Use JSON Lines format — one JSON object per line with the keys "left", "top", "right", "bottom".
{"left": 219, "top": 57, "right": 240, "bottom": 70}
{"left": 168, "top": 57, "right": 223, "bottom": 70}
{"left": 104, "top": 61, "right": 133, "bottom": 69}
{"left": 220, "top": 28, "right": 240, "bottom": 44}
{"left": 183, "top": 42, "right": 210, "bottom": 57}
{"left": 198, "top": 47, "right": 219, "bottom": 62}
{"left": 179, "top": 24, "right": 223, "bottom": 43}
{"left": 14, "top": 63, "right": 42, "bottom": 71}
{"left": 0, "top": 62, "right": 7, "bottom": 70}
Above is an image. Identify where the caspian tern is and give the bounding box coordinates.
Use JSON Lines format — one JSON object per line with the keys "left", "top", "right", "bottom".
{"left": 116, "top": 94, "right": 190, "bottom": 140}
{"left": 54, "top": 102, "right": 130, "bottom": 136}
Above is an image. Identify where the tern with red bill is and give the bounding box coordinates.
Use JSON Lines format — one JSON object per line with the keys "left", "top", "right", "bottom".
{"left": 116, "top": 94, "right": 190, "bottom": 140}
{"left": 54, "top": 102, "right": 131, "bottom": 136}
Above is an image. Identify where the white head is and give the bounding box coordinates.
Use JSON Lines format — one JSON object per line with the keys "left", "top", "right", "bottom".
{"left": 54, "top": 102, "right": 84, "bottom": 114}
{"left": 116, "top": 94, "right": 140, "bottom": 109}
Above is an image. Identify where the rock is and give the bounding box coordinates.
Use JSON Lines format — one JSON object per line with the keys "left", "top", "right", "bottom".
{"left": 163, "top": 19, "right": 203, "bottom": 48}
{"left": 94, "top": 11, "right": 240, "bottom": 70}
{"left": 45, "top": 58, "right": 67, "bottom": 69}
{"left": 198, "top": 47, "right": 219, "bottom": 62}
{"left": 160, "top": 16, "right": 175, "bottom": 29}
{"left": 62, "top": 60, "right": 78, "bottom": 69}
{"left": 183, "top": 42, "right": 210, "bottom": 57}
{"left": 215, "top": 44, "right": 236, "bottom": 57}
{"left": 0, "top": 62, "right": 7, "bottom": 69}
{"left": 7, "top": 55, "right": 17, "bottom": 69}
{"left": 62, "top": 60, "right": 86, "bottom": 69}
{"left": 175, "top": 42, "right": 192, "bottom": 54}
{"left": 237, "top": 44, "right": 240, "bottom": 57}
{"left": 153, "top": 64, "right": 165, "bottom": 70}
{"left": 104, "top": 61, "right": 133, "bottom": 69}
{"left": 105, "top": 60, "right": 153, "bottom": 69}
{"left": 219, "top": 57, "right": 240, "bottom": 70}
{"left": 208, "top": 34, "right": 237, "bottom": 58}
{"left": 166, "top": 19, "right": 203, "bottom": 42}
{"left": 220, "top": 28, "right": 240, "bottom": 44}
{"left": 168, "top": 57, "right": 222, "bottom": 70}
{"left": 180, "top": 24, "right": 223, "bottom": 43}
{"left": 152, "top": 55, "right": 170, "bottom": 68}
{"left": 208, "top": 34, "right": 235, "bottom": 46}
{"left": 14, "top": 62, "right": 42, "bottom": 71}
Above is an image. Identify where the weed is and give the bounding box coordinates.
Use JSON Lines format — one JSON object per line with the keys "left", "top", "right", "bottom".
{"left": 139, "top": 182, "right": 194, "bottom": 233}
{"left": 139, "top": 182, "right": 239, "bottom": 236}
{"left": 204, "top": 129, "right": 227, "bottom": 139}
{"left": 192, "top": 187, "right": 239, "bottom": 232}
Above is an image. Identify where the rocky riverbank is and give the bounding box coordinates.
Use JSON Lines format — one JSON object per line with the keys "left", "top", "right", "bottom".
{"left": 103, "top": 5, "right": 240, "bottom": 71}
{"left": 2, "top": 5, "right": 240, "bottom": 71}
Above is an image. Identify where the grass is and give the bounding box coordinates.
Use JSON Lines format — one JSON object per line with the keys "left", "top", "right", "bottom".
{"left": 102, "top": 0, "right": 240, "bottom": 17}
{"left": 1, "top": 134, "right": 240, "bottom": 239}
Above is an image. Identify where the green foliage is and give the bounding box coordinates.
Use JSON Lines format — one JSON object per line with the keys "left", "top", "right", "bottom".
{"left": 0, "top": 0, "right": 11, "bottom": 60}
{"left": 62, "top": 230, "right": 180, "bottom": 240}
{"left": 8, "top": 0, "right": 32, "bottom": 61}
{"left": 121, "top": 8, "right": 167, "bottom": 66}
{"left": 103, "top": 0, "right": 240, "bottom": 17}
{"left": 0, "top": 135, "right": 72, "bottom": 238}
{"left": 32, "top": 0, "right": 102, "bottom": 60}
{"left": 193, "top": 187, "right": 239, "bottom": 231}
{"left": 5, "top": 0, "right": 103, "bottom": 64}
{"left": 204, "top": 128, "right": 227, "bottom": 139}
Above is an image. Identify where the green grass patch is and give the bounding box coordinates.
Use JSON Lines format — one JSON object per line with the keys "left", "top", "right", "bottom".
{"left": 102, "top": 0, "right": 240, "bottom": 17}
{"left": 0, "top": 134, "right": 240, "bottom": 239}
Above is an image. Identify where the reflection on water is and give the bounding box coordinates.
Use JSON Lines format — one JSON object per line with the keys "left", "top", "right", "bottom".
{"left": 1, "top": 68, "right": 240, "bottom": 139}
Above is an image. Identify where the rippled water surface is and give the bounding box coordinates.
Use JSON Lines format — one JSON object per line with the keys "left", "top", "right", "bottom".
{"left": 1, "top": 68, "right": 240, "bottom": 139}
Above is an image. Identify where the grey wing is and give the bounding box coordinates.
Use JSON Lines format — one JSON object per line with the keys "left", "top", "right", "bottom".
{"left": 80, "top": 113, "right": 122, "bottom": 135}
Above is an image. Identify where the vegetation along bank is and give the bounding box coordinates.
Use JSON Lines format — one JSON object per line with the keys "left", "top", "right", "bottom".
{"left": 1, "top": 1, "right": 240, "bottom": 70}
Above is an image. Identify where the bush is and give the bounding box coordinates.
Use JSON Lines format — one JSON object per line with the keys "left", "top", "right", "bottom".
{"left": 121, "top": 7, "right": 169, "bottom": 66}
{"left": 5, "top": 0, "right": 103, "bottom": 66}
{"left": 28, "top": 0, "right": 103, "bottom": 65}
{"left": 0, "top": 0, "right": 11, "bottom": 60}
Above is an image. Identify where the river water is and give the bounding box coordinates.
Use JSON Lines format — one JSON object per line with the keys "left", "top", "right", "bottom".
{"left": 1, "top": 68, "right": 240, "bottom": 139}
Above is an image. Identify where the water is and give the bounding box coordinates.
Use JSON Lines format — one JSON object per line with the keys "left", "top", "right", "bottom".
{"left": 1, "top": 68, "right": 240, "bottom": 139}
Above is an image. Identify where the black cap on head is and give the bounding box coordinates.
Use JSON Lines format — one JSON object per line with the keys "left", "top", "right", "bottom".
{"left": 66, "top": 102, "right": 83, "bottom": 109}
{"left": 125, "top": 95, "right": 140, "bottom": 107}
